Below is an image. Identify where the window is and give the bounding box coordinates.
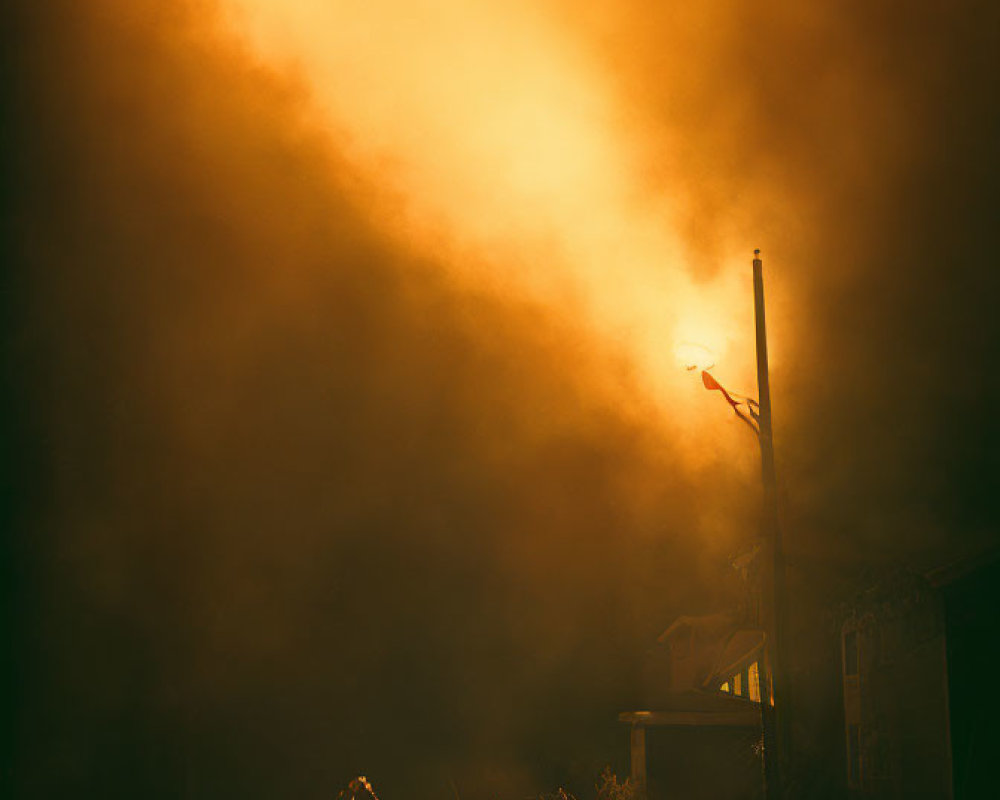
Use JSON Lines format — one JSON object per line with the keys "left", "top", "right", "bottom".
{"left": 748, "top": 661, "right": 761, "bottom": 702}
{"left": 720, "top": 681, "right": 730, "bottom": 693}
{"left": 733, "top": 671, "right": 742, "bottom": 697}
{"left": 843, "top": 629, "right": 859, "bottom": 677}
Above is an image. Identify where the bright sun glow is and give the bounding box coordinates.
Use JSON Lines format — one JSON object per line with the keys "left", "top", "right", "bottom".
{"left": 218, "top": 0, "right": 757, "bottom": 414}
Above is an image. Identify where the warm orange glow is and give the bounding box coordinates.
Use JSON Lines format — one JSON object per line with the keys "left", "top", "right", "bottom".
{"left": 217, "top": 0, "right": 757, "bottom": 419}
{"left": 674, "top": 342, "right": 716, "bottom": 372}
{"left": 748, "top": 661, "right": 761, "bottom": 702}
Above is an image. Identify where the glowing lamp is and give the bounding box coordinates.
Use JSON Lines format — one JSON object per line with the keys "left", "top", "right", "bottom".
{"left": 674, "top": 341, "right": 716, "bottom": 372}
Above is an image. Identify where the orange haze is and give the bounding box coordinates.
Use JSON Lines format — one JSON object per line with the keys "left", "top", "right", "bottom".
{"left": 219, "top": 0, "right": 761, "bottom": 426}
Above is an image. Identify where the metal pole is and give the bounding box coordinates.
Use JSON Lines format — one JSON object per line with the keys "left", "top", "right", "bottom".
{"left": 753, "top": 249, "right": 790, "bottom": 797}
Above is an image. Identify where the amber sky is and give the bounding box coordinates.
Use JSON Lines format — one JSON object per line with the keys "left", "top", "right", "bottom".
{"left": 3, "top": 1, "right": 998, "bottom": 797}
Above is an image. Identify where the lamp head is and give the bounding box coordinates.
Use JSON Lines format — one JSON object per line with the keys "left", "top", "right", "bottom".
{"left": 674, "top": 341, "right": 716, "bottom": 372}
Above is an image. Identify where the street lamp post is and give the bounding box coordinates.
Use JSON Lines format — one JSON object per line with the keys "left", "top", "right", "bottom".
{"left": 752, "top": 248, "right": 790, "bottom": 798}
{"left": 691, "top": 249, "right": 790, "bottom": 797}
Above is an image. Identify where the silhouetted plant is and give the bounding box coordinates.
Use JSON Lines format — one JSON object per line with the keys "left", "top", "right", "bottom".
{"left": 593, "top": 767, "right": 635, "bottom": 800}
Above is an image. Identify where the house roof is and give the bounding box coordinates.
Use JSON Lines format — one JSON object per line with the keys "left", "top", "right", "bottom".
{"left": 655, "top": 611, "right": 765, "bottom": 691}
{"left": 925, "top": 545, "right": 1000, "bottom": 588}
{"left": 657, "top": 611, "right": 740, "bottom": 644}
